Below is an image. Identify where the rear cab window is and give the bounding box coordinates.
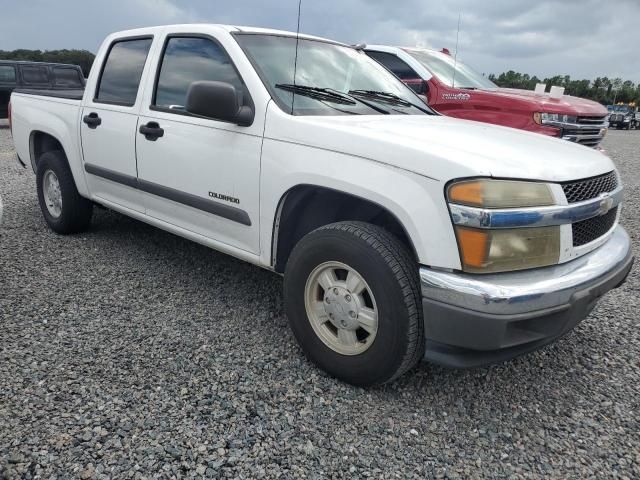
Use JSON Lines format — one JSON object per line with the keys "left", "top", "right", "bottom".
{"left": 95, "top": 37, "right": 153, "bottom": 106}
{"left": 0, "top": 65, "right": 17, "bottom": 84}
{"left": 20, "top": 65, "right": 51, "bottom": 86}
{"left": 152, "top": 35, "right": 250, "bottom": 113}
{"left": 53, "top": 67, "right": 84, "bottom": 88}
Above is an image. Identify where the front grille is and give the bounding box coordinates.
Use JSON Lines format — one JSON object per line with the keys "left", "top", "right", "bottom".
{"left": 561, "top": 171, "right": 618, "bottom": 203}
{"left": 572, "top": 207, "right": 618, "bottom": 247}
{"left": 561, "top": 116, "right": 607, "bottom": 148}
{"left": 577, "top": 115, "right": 607, "bottom": 125}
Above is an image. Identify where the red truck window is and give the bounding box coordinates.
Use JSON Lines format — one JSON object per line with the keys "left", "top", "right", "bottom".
{"left": 365, "top": 51, "right": 419, "bottom": 80}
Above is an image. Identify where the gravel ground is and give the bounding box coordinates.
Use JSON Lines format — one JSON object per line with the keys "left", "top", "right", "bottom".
{"left": 0, "top": 124, "right": 638, "bottom": 479}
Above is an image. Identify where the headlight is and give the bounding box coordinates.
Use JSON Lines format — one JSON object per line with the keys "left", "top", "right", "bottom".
{"left": 448, "top": 179, "right": 555, "bottom": 208}
{"left": 533, "top": 112, "right": 577, "bottom": 125}
{"left": 448, "top": 179, "right": 559, "bottom": 273}
{"left": 455, "top": 226, "right": 560, "bottom": 273}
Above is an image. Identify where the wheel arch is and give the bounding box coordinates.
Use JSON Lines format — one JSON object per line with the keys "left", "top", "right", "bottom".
{"left": 26, "top": 125, "right": 90, "bottom": 197}
{"left": 271, "top": 184, "right": 419, "bottom": 273}
{"left": 29, "top": 130, "right": 66, "bottom": 172}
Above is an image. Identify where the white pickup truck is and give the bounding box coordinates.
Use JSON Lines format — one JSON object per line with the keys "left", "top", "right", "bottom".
{"left": 10, "top": 25, "right": 633, "bottom": 386}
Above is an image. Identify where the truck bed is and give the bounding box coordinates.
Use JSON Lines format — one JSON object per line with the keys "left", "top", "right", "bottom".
{"left": 10, "top": 89, "right": 84, "bottom": 175}
{"left": 13, "top": 88, "right": 85, "bottom": 101}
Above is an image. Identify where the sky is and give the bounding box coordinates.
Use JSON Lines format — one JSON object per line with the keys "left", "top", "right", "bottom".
{"left": 0, "top": 0, "right": 638, "bottom": 82}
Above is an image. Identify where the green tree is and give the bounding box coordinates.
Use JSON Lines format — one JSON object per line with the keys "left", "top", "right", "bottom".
{"left": 490, "top": 71, "right": 638, "bottom": 105}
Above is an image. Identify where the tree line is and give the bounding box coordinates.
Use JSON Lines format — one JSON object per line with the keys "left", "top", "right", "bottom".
{"left": 1, "top": 49, "right": 638, "bottom": 106}
{"left": 0, "top": 49, "right": 95, "bottom": 77}
{"left": 488, "top": 71, "right": 639, "bottom": 105}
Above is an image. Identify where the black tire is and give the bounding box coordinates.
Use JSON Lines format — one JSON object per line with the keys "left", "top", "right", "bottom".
{"left": 36, "top": 150, "right": 93, "bottom": 234}
{"left": 284, "top": 221, "right": 424, "bottom": 386}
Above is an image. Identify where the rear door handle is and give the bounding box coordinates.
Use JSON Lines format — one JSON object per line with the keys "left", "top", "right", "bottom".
{"left": 83, "top": 112, "right": 102, "bottom": 129}
{"left": 139, "top": 122, "right": 164, "bottom": 141}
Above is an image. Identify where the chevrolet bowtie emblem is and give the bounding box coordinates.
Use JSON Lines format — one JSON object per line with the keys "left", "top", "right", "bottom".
{"left": 598, "top": 194, "right": 614, "bottom": 216}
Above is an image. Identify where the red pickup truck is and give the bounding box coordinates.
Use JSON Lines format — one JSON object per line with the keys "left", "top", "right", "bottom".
{"left": 365, "top": 45, "right": 608, "bottom": 148}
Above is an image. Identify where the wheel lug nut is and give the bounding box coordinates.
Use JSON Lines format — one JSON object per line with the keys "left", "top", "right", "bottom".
{"left": 345, "top": 294, "right": 352, "bottom": 302}
{"left": 325, "top": 297, "right": 330, "bottom": 304}
{"left": 349, "top": 311, "right": 356, "bottom": 318}
{"left": 333, "top": 288, "right": 339, "bottom": 295}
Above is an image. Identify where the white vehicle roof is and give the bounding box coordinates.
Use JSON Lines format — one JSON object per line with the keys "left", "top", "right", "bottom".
{"left": 106, "top": 24, "right": 345, "bottom": 46}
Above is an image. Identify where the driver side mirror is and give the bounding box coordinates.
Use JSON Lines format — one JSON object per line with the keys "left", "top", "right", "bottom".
{"left": 186, "top": 81, "right": 254, "bottom": 127}
{"left": 404, "top": 79, "right": 429, "bottom": 96}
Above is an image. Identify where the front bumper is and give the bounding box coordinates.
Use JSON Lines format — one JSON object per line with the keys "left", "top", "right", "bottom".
{"left": 420, "top": 225, "right": 633, "bottom": 368}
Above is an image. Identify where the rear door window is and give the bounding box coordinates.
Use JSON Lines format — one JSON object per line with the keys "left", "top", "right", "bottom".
{"left": 53, "top": 67, "right": 83, "bottom": 88}
{"left": 21, "top": 65, "right": 51, "bottom": 86}
{"left": 95, "top": 37, "right": 153, "bottom": 106}
{"left": 0, "top": 65, "right": 17, "bottom": 84}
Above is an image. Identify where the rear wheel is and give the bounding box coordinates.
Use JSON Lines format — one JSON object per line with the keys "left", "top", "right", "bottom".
{"left": 284, "top": 221, "right": 424, "bottom": 386}
{"left": 36, "top": 150, "right": 93, "bottom": 234}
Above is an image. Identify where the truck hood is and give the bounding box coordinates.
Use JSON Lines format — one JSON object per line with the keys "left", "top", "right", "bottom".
{"left": 268, "top": 111, "right": 615, "bottom": 183}
{"left": 483, "top": 87, "right": 608, "bottom": 116}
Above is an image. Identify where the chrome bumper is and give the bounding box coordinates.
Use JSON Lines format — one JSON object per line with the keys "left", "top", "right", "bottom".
{"left": 420, "top": 226, "right": 633, "bottom": 367}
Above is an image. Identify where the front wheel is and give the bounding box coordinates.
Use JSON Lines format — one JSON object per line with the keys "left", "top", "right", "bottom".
{"left": 284, "top": 221, "right": 424, "bottom": 386}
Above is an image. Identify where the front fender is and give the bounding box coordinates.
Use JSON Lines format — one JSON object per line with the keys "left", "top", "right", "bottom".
{"left": 259, "top": 138, "right": 461, "bottom": 270}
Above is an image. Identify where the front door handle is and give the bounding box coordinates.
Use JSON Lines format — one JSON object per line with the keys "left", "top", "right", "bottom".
{"left": 139, "top": 122, "right": 164, "bottom": 141}
{"left": 83, "top": 112, "right": 102, "bottom": 129}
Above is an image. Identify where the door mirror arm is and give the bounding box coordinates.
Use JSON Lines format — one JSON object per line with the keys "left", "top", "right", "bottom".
{"left": 235, "top": 105, "right": 254, "bottom": 127}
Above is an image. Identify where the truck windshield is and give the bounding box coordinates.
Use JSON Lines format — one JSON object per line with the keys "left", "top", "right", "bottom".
{"left": 404, "top": 48, "right": 497, "bottom": 90}
{"left": 235, "top": 34, "right": 429, "bottom": 116}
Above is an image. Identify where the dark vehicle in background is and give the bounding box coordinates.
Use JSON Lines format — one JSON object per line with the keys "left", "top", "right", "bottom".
{"left": 608, "top": 104, "right": 638, "bottom": 130}
{"left": 0, "top": 61, "right": 85, "bottom": 118}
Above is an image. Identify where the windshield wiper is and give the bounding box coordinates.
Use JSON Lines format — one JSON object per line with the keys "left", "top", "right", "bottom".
{"left": 275, "top": 84, "right": 356, "bottom": 105}
{"left": 348, "top": 89, "right": 432, "bottom": 114}
{"left": 348, "top": 89, "right": 413, "bottom": 106}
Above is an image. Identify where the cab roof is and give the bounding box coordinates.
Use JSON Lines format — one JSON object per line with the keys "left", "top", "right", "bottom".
{"left": 108, "top": 24, "right": 346, "bottom": 47}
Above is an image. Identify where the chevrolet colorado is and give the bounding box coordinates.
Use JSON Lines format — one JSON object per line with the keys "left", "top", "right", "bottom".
{"left": 9, "top": 25, "right": 633, "bottom": 386}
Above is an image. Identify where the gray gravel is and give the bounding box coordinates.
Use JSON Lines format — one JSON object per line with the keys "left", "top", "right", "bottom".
{"left": 1, "top": 125, "right": 639, "bottom": 479}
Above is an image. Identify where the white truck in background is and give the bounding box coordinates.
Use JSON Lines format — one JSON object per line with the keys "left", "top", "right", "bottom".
{"left": 9, "top": 25, "right": 633, "bottom": 385}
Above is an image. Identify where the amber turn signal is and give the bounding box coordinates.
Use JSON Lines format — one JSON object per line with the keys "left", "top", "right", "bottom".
{"left": 456, "top": 227, "right": 489, "bottom": 268}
